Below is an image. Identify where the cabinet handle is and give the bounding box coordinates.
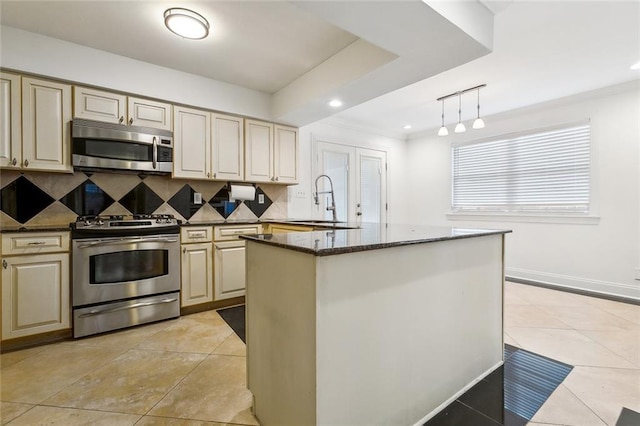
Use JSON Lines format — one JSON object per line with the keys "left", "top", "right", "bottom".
{"left": 213, "top": 172, "right": 216, "bottom": 178}
{"left": 2, "top": 260, "right": 6, "bottom": 269}
{"left": 11, "top": 158, "right": 17, "bottom": 166}
{"left": 119, "top": 116, "right": 124, "bottom": 124}
{"left": 129, "top": 117, "right": 133, "bottom": 125}
{"left": 27, "top": 241, "right": 47, "bottom": 245}
{"left": 183, "top": 247, "right": 186, "bottom": 253}
{"left": 207, "top": 172, "right": 211, "bottom": 178}
{"left": 275, "top": 176, "right": 279, "bottom": 181}
{"left": 24, "top": 159, "right": 29, "bottom": 167}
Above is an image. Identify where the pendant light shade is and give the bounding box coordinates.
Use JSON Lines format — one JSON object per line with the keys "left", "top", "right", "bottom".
{"left": 454, "top": 92, "right": 466, "bottom": 133}
{"left": 472, "top": 87, "right": 485, "bottom": 129}
{"left": 438, "top": 99, "right": 448, "bottom": 136}
{"left": 164, "top": 8, "right": 210, "bottom": 40}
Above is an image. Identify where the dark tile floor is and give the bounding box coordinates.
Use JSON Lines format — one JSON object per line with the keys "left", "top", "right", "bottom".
{"left": 217, "top": 304, "right": 246, "bottom": 343}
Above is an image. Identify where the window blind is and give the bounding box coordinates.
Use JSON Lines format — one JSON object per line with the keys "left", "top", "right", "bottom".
{"left": 452, "top": 124, "right": 590, "bottom": 213}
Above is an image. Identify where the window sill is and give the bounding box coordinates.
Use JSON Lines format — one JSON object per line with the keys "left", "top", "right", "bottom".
{"left": 446, "top": 212, "right": 600, "bottom": 225}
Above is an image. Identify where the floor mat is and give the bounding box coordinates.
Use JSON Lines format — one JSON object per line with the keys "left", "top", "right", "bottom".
{"left": 217, "top": 305, "right": 245, "bottom": 343}
{"left": 425, "top": 344, "right": 573, "bottom": 426}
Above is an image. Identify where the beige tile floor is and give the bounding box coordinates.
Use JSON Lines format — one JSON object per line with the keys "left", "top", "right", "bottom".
{"left": 1, "top": 282, "right": 639, "bottom": 425}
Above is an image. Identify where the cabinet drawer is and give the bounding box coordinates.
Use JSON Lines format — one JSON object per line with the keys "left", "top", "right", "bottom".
{"left": 214, "top": 224, "right": 263, "bottom": 241}
{"left": 181, "top": 226, "right": 213, "bottom": 243}
{"left": 2, "top": 232, "right": 70, "bottom": 255}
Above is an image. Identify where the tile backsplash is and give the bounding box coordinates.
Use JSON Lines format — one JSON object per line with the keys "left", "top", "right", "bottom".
{"left": 0, "top": 170, "right": 288, "bottom": 227}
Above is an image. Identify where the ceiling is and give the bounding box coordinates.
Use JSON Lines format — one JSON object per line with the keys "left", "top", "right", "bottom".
{"left": 1, "top": 1, "right": 638, "bottom": 138}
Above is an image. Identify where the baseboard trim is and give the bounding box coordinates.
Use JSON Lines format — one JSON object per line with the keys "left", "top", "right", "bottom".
{"left": 506, "top": 268, "right": 640, "bottom": 305}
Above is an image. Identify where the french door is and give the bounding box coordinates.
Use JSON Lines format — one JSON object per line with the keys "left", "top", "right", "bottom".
{"left": 314, "top": 140, "right": 387, "bottom": 224}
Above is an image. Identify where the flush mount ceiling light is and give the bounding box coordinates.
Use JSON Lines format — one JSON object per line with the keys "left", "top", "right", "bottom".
{"left": 164, "top": 8, "right": 210, "bottom": 40}
{"left": 436, "top": 84, "right": 487, "bottom": 136}
{"left": 631, "top": 61, "right": 640, "bottom": 70}
{"left": 329, "top": 99, "right": 343, "bottom": 108}
{"left": 403, "top": 124, "right": 412, "bottom": 130}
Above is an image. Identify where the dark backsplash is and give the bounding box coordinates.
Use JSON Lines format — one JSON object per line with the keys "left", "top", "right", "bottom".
{"left": 0, "top": 170, "right": 288, "bottom": 227}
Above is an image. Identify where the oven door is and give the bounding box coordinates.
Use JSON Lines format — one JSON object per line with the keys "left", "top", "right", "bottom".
{"left": 72, "top": 234, "right": 180, "bottom": 307}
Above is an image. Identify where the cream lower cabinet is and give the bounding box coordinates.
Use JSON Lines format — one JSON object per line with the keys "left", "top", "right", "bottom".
{"left": 1, "top": 232, "right": 70, "bottom": 340}
{"left": 214, "top": 240, "right": 247, "bottom": 300}
{"left": 213, "top": 224, "right": 262, "bottom": 301}
{"left": 180, "top": 227, "right": 213, "bottom": 307}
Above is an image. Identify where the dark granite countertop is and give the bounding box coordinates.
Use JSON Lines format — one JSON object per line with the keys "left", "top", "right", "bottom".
{"left": 241, "top": 223, "right": 511, "bottom": 256}
{"left": 0, "top": 218, "right": 358, "bottom": 233}
{"left": 0, "top": 225, "right": 72, "bottom": 233}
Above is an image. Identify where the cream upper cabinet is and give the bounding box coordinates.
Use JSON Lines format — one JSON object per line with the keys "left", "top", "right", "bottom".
{"left": 1, "top": 231, "right": 71, "bottom": 340}
{"left": 73, "top": 86, "right": 172, "bottom": 131}
{"left": 274, "top": 125, "right": 298, "bottom": 184}
{"left": 245, "top": 120, "right": 298, "bottom": 184}
{"left": 73, "top": 86, "right": 127, "bottom": 124}
{"left": 212, "top": 113, "right": 244, "bottom": 181}
{"left": 128, "top": 96, "right": 172, "bottom": 130}
{"left": 245, "top": 119, "right": 274, "bottom": 183}
{"left": 0, "top": 72, "right": 21, "bottom": 169}
{"left": 22, "top": 77, "right": 72, "bottom": 172}
{"left": 173, "top": 106, "right": 211, "bottom": 179}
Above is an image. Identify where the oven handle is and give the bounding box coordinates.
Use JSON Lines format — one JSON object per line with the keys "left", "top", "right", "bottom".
{"left": 76, "top": 237, "right": 178, "bottom": 248}
{"left": 77, "top": 297, "right": 178, "bottom": 318}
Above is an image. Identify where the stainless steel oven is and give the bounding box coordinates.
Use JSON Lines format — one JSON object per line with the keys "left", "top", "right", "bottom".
{"left": 71, "top": 214, "right": 181, "bottom": 337}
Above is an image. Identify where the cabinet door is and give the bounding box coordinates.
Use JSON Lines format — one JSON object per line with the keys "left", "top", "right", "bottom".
{"left": 274, "top": 125, "right": 298, "bottom": 184}
{"left": 127, "top": 96, "right": 172, "bottom": 130}
{"left": 214, "top": 240, "right": 246, "bottom": 300}
{"left": 173, "top": 106, "right": 211, "bottom": 179}
{"left": 2, "top": 253, "right": 70, "bottom": 340}
{"left": 244, "top": 119, "right": 273, "bottom": 183}
{"left": 181, "top": 242, "right": 213, "bottom": 307}
{"left": 212, "top": 113, "right": 244, "bottom": 181}
{"left": 73, "top": 86, "right": 126, "bottom": 124}
{"left": 0, "top": 72, "right": 21, "bottom": 169}
{"left": 21, "top": 77, "right": 72, "bottom": 172}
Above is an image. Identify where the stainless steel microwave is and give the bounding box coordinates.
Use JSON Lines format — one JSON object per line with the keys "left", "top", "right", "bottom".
{"left": 72, "top": 118, "right": 173, "bottom": 174}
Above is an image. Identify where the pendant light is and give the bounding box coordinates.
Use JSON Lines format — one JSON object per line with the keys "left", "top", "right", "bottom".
{"left": 437, "top": 99, "right": 449, "bottom": 136}
{"left": 454, "top": 92, "right": 466, "bottom": 133}
{"left": 472, "top": 87, "right": 485, "bottom": 129}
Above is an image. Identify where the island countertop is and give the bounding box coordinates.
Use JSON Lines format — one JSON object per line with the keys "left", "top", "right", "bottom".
{"left": 241, "top": 223, "right": 510, "bottom": 256}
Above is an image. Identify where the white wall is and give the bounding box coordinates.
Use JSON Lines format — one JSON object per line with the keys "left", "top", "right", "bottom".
{"left": 406, "top": 81, "right": 640, "bottom": 299}
{"left": 289, "top": 119, "right": 410, "bottom": 224}
{"left": 0, "top": 25, "right": 271, "bottom": 120}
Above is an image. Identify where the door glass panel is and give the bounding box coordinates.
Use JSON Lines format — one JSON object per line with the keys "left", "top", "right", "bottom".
{"left": 90, "top": 249, "right": 168, "bottom": 284}
{"left": 360, "top": 156, "right": 381, "bottom": 223}
{"left": 322, "top": 151, "right": 348, "bottom": 222}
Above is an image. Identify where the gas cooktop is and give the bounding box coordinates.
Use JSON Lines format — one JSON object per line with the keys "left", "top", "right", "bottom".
{"left": 71, "top": 214, "right": 181, "bottom": 237}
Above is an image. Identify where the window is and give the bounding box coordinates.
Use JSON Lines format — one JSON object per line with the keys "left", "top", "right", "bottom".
{"left": 452, "top": 123, "right": 590, "bottom": 214}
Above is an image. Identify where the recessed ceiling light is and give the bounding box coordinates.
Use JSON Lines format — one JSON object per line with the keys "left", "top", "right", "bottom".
{"left": 403, "top": 124, "right": 412, "bottom": 129}
{"left": 329, "top": 99, "right": 343, "bottom": 108}
{"left": 164, "top": 8, "right": 210, "bottom": 40}
{"left": 631, "top": 61, "right": 640, "bottom": 70}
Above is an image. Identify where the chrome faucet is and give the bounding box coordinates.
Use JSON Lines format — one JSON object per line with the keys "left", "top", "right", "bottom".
{"left": 314, "top": 174, "right": 337, "bottom": 222}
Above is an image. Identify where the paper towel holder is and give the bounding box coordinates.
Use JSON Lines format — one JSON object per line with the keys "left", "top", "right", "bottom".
{"left": 227, "top": 182, "right": 257, "bottom": 202}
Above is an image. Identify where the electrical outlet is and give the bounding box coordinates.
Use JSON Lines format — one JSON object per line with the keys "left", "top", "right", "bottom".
{"left": 193, "top": 192, "right": 202, "bottom": 204}
{"left": 296, "top": 190, "right": 307, "bottom": 198}
{"left": 258, "top": 194, "right": 265, "bottom": 204}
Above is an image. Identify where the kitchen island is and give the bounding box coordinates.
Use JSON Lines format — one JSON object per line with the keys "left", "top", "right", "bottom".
{"left": 242, "top": 224, "right": 510, "bottom": 426}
